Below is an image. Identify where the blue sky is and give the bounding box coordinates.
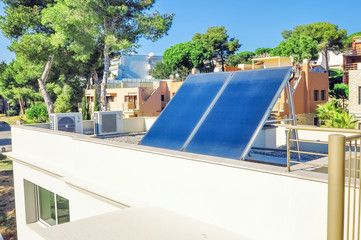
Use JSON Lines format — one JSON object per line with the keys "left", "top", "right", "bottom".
{"left": 1, "top": 0, "right": 361, "bottom": 62}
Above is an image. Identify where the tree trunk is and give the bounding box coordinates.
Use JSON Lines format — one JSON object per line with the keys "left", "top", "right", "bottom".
{"left": 19, "top": 97, "right": 25, "bottom": 115}
{"left": 220, "top": 49, "right": 225, "bottom": 72}
{"left": 1, "top": 97, "right": 6, "bottom": 114}
{"left": 38, "top": 55, "right": 55, "bottom": 115}
{"left": 101, "top": 44, "right": 110, "bottom": 111}
{"left": 90, "top": 66, "right": 101, "bottom": 108}
{"left": 323, "top": 49, "right": 329, "bottom": 74}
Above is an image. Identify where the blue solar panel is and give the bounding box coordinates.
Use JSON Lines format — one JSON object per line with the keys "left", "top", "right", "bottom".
{"left": 184, "top": 67, "right": 292, "bottom": 160}
{"left": 140, "top": 67, "right": 292, "bottom": 160}
{"left": 140, "top": 72, "right": 232, "bottom": 150}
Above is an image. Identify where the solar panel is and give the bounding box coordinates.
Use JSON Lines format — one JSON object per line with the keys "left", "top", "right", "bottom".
{"left": 184, "top": 67, "right": 292, "bottom": 160}
{"left": 140, "top": 67, "right": 292, "bottom": 160}
{"left": 139, "top": 72, "right": 232, "bottom": 150}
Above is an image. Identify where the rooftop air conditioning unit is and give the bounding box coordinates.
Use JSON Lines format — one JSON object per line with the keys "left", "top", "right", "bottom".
{"left": 94, "top": 111, "right": 123, "bottom": 136}
{"left": 49, "top": 113, "right": 83, "bottom": 134}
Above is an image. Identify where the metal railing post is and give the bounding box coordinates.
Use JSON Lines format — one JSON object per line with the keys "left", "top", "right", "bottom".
{"left": 327, "top": 134, "right": 345, "bottom": 240}
{"left": 287, "top": 128, "right": 291, "bottom": 172}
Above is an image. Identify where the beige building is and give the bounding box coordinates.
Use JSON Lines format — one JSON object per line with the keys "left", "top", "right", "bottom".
{"left": 347, "top": 70, "right": 361, "bottom": 127}
{"left": 229, "top": 56, "right": 329, "bottom": 125}
{"left": 274, "top": 59, "right": 329, "bottom": 125}
{"left": 86, "top": 81, "right": 182, "bottom": 118}
{"left": 252, "top": 56, "right": 293, "bottom": 69}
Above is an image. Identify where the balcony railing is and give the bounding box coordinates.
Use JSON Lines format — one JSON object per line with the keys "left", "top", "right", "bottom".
{"left": 344, "top": 63, "right": 361, "bottom": 71}
{"left": 344, "top": 49, "right": 361, "bottom": 56}
{"left": 285, "top": 125, "right": 361, "bottom": 240}
{"left": 123, "top": 102, "right": 136, "bottom": 111}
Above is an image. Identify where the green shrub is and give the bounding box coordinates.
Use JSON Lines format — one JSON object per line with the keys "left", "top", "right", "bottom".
{"left": 317, "top": 100, "right": 358, "bottom": 129}
{"left": 7, "top": 109, "right": 18, "bottom": 116}
{"left": 81, "top": 95, "right": 90, "bottom": 120}
{"left": 93, "top": 87, "right": 99, "bottom": 112}
{"left": 26, "top": 104, "right": 48, "bottom": 122}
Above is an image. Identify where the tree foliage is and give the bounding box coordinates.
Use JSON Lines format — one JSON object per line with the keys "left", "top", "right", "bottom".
{"left": 0, "top": 0, "right": 58, "bottom": 114}
{"left": 162, "top": 41, "right": 210, "bottom": 77}
{"left": 25, "top": 103, "right": 48, "bottom": 122}
{"left": 328, "top": 69, "right": 343, "bottom": 90}
{"left": 42, "top": 0, "right": 174, "bottom": 111}
{"left": 81, "top": 95, "right": 90, "bottom": 120}
{"left": 226, "top": 51, "right": 255, "bottom": 67}
{"left": 0, "top": 0, "right": 89, "bottom": 115}
{"left": 344, "top": 31, "right": 361, "bottom": 49}
{"left": 281, "top": 30, "right": 292, "bottom": 40}
{"left": 271, "top": 35, "right": 318, "bottom": 64}
{"left": 93, "top": 86, "right": 99, "bottom": 112}
{"left": 280, "top": 22, "right": 347, "bottom": 70}
{"left": 151, "top": 62, "right": 172, "bottom": 79}
{"left": 0, "top": 61, "right": 42, "bottom": 114}
{"left": 317, "top": 100, "right": 357, "bottom": 129}
{"left": 193, "top": 26, "right": 241, "bottom": 71}
{"left": 329, "top": 83, "right": 348, "bottom": 108}
{"left": 255, "top": 48, "right": 272, "bottom": 57}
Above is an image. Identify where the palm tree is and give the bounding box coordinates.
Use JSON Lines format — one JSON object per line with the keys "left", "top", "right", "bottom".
{"left": 317, "top": 100, "right": 358, "bottom": 129}
{"left": 316, "top": 100, "right": 340, "bottom": 125}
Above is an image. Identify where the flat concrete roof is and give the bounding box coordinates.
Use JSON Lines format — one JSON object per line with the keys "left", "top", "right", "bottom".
{"left": 32, "top": 207, "right": 250, "bottom": 240}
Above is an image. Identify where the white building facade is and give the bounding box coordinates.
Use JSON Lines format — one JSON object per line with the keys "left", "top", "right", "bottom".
{"left": 109, "top": 53, "right": 163, "bottom": 81}
{"left": 8, "top": 122, "right": 332, "bottom": 240}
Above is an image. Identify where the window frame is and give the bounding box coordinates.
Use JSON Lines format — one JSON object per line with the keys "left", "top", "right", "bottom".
{"left": 36, "top": 186, "right": 70, "bottom": 227}
{"left": 314, "top": 90, "right": 319, "bottom": 101}
{"left": 321, "top": 90, "right": 326, "bottom": 101}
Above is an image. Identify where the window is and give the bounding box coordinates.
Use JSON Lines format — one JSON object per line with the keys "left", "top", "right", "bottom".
{"left": 321, "top": 90, "right": 326, "bottom": 101}
{"left": 359, "top": 87, "right": 361, "bottom": 105}
{"left": 107, "top": 96, "right": 114, "bottom": 102}
{"left": 161, "top": 95, "right": 165, "bottom": 101}
{"left": 314, "top": 117, "right": 319, "bottom": 126}
{"left": 125, "top": 95, "right": 137, "bottom": 108}
{"left": 314, "top": 90, "right": 319, "bottom": 101}
{"left": 38, "top": 186, "right": 70, "bottom": 226}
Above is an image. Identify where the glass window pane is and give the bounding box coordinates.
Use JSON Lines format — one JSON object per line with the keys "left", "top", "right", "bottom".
{"left": 38, "top": 187, "right": 56, "bottom": 226}
{"left": 314, "top": 90, "right": 319, "bottom": 101}
{"left": 56, "top": 195, "right": 70, "bottom": 224}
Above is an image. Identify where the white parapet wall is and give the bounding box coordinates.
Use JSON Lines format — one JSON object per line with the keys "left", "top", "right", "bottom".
{"left": 253, "top": 125, "right": 360, "bottom": 153}
{"left": 122, "top": 117, "right": 156, "bottom": 133}
{"left": 9, "top": 125, "right": 330, "bottom": 240}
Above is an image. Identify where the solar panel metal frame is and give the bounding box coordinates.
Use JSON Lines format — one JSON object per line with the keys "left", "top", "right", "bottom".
{"left": 239, "top": 67, "right": 293, "bottom": 160}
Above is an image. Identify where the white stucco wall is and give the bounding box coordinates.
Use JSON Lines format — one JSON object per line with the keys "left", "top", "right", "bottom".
{"left": 122, "top": 117, "right": 156, "bottom": 132}
{"left": 253, "top": 126, "right": 359, "bottom": 153}
{"left": 13, "top": 162, "right": 120, "bottom": 239}
{"left": 10, "top": 126, "right": 330, "bottom": 240}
